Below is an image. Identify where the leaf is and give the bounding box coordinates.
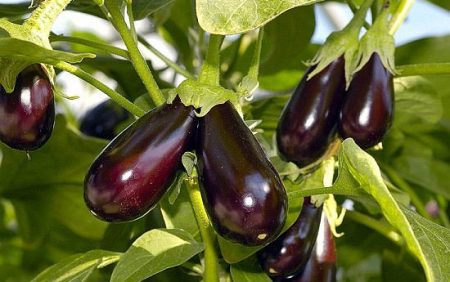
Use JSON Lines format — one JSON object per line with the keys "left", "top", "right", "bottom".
{"left": 230, "top": 256, "right": 271, "bottom": 282}
{"left": 196, "top": 0, "right": 321, "bottom": 34}
{"left": 339, "top": 138, "right": 450, "bottom": 282}
{"left": 111, "top": 229, "right": 204, "bottom": 281}
{"left": 394, "top": 77, "right": 443, "bottom": 125}
{"left": 132, "top": 0, "right": 175, "bottom": 20}
{"left": 32, "top": 250, "right": 121, "bottom": 282}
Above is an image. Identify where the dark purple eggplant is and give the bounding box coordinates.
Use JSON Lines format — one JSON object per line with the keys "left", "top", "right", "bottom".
{"left": 196, "top": 102, "right": 287, "bottom": 246}
{"left": 282, "top": 213, "right": 337, "bottom": 282}
{"left": 258, "top": 197, "right": 322, "bottom": 278}
{"left": 338, "top": 53, "right": 394, "bottom": 149}
{"left": 276, "top": 57, "right": 345, "bottom": 167}
{"left": 80, "top": 99, "right": 130, "bottom": 140}
{"left": 84, "top": 98, "right": 197, "bottom": 222}
{"left": 0, "top": 64, "right": 55, "bottom": 151}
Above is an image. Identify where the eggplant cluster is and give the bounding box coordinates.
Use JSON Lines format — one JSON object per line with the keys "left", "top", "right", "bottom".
{"left": 0, "top": 64, "right": 55, "bottom": 151}
{"left": 84, "top": 99, "right": 288, "bottom": 246}
{"left": 258, "top": 199, "right": 336, "bottom": 281}
{"left": 277, "top": 53, "right": 394, "bottom": 168}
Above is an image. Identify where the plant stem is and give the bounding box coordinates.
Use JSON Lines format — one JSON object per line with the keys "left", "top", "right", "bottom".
{"left": 287, "top": 185, "right": 367, "bottom": 198}
{"left": 137, "top": 35, "right": 195, "bottom": 80}
{"left": 186, "top": 178, "right": 219, "bottom": 282}
{"left": 55, "top": 61, "right": 145, "bottom": 117}
{"left": 382, "top": 165, "right": 431, "bottom": 220}
{"left": 50, "top": 35, "right": 130, "bottom": 59}
{"left": 24, "top": 0, "right": 72, "bottom": 37}
{"left": 105, "top": 0, "right": 165, "bottom": 106}
{"left": 395, "top": 63, "right": 450, "bottom": 77}
{"left": 345, "top": 0, "right": 375, "bottom": 32}
{"left": 389, "top": 0, "right": 415, "bottom": 35}
{"left": 346, "top": 210, "right": 404, "bottom": 246}
{"left": 346, "top": 0, "right": 371, "bottom": 30}
{"left": 198, "top": 34, "right": 224, "bottom": 86}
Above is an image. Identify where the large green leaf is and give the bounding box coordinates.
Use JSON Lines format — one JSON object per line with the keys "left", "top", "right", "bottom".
{"left": 32, "top": 250, "right": 121, "bottom": 282}
{"left": 230, "top": 256, "right": 271, "bottom": 282}
{"left": 196, "top": 0, "right": 321, "bottom": 34}
{"left": 339, "top": 139, "right": 450, "bottom": 282}
{"left": 111, "top": 228, "right": 204, "bottom": 281}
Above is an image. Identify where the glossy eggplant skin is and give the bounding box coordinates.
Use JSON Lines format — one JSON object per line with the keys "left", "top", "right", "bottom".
{"left": 80, "top": 99, "right": 130, "bottom": 140}
{"left": 0, "top": 64, "right": 55, "bottom": 151}
{"left": 283, "top": 213, "right": 336, "bottom": 282}
{"left": 197, "top": 102, "right": 288, "bottom": 246}
{"left": 338, "top": 53, "right": 394, "bottom": 149}
{"left": 277, "top": 57, "right": 345, "bottom": 167}
{"left": 258, "top": 197, "right": 322, "bottom": 278}
{"left": 84, "top": 99, "right": 197, "bottom": 222}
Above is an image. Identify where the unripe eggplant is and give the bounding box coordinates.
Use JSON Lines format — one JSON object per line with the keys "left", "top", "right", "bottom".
{"left": 283, "top": 213, "right": 336, "bottom": 282}
{"left": 0, "top": 64, "right": 55, "bottom": 151}
{"left": 84, "top": 99, "right": 197, "bottom": 222}
{"left": 258, "top": 197, "right": 322, "bottom": 278}
{"left": 196, "top": 102, "right": 288, "bottom": 246}
{"left": 80, "top": 99, "right": 130, "bottom": 140}
{"left": 277, "top": 58, "right": 345, "bottom": 167}
{"left": 338, "top": 53, "right": 394, "bottom": 149}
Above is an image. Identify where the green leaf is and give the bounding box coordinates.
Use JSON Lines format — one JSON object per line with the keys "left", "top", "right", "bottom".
{"left": 196, "top": 0, "right": 321, "bottom": 34}
{"left": 32, "top": 250, "right": 121, "bottom": 282}
{"left": 394, "top": 77, "right": 443, "bottom": 125}
{"left": 339, "top": 139, "right": 450, "bottom": 282}
{"left": 230, "top": 256, "right": 271, "bottom": 282}
{"left": 132, "top": 0, "right": 175, "bottom": 20}
{"left": 111, "top": 229, "right": 204, "bottom": 281}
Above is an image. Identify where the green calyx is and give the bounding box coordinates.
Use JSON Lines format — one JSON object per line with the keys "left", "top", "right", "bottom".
{"left": 307, "top": 0, "right": 375, "bottom": 86}
{"left": 353, "top": 9, "right": 397, "bottom": 76}
{"left": 168, "top": 79, "right": 239, "bottom": 117}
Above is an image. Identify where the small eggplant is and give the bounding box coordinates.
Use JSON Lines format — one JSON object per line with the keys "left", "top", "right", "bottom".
{"left": 0, "top": 64, "right": 55, "bottom": 151}
{"left": 84, "top": 99, "right": 197, "bottom": 222}
{"left": 277, "top": 58, "right": 345, "bottom": 167}
{"left": 282, "top": 213, "right": 337, "bottom": 282}
{"left": 196, "top": 102, "right": 288, "bottom": 246}
{"left": 258, "top": 197, "right": 322, "bottom": 278}
{"left": 338, "top": 53, "right": 394, "bottom": 149}
{"left": 80, "top": 99, "right": 130, "bottom": 140}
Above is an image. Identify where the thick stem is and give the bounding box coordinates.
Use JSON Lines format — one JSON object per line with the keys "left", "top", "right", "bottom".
{"left": 50, "top": 35, "right": 130, "bottom": 59}
{"left": 389, "top": 0, "right": 416, "bottom": 35}
{"left": 346, "top": 210, "right": 404, "bottom": 246}
{"left": 198, "top": 34, "right": 224, "bottom": 86}
{"left": 382, "top": 165, "right": 431, "bottom": 220}
{"left": 24, "top": 0, "right": 72, "bottom": 37}
{"left": 346, "top": 0, "right": 371, "bottom": 30}
{"left": 247, "top": 28, "right": 264, "bottom": 82}
{"left": 344, "top": 0, "right": 375, "bottom": 32}
{"left": 105, "top": 0, "right": 165, "bottom": 106}
{"left": 137, "top": 35, "right": 195, "bottom": 80}
{"left": 186, "top": 178, "right": 219, "bottom": 282}
{"left": 55, "top": 61, "right": 145, "bottom": 117}
{"left": 395, "top": 63, "right": 450, "bottom": 77}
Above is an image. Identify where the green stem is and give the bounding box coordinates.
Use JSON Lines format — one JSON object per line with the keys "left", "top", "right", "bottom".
{"left": 344, "top": 0, "right": 375, "bottom": 32}
{"left": 137, "top": 35, "right": 195, "bottom": 79}
{"left": 105, "top": 0, "right": 165, "bottom": 106}
{"left": 287, "top": 185, "right": 367, "bottom": 199}
{"left": 24, "top": 0, "right": 72, "bottom": 37}
{"left": 198, "top": 34, "right": 224, "bottom": 86}
{"left": 55, "top": 61, "right": 145, "bottom": 117}
{"left": 125, "top": 0, "right": 137, "bottom": 41}
{"left": 395, "top": 63, "right": 450, "bottom": 77}
{"left": 247, "top": 28, "right": 264, "bottom": 82}
{"left": 50, "top": 34, "right": 130, "bottom": 59}
{"left": 382, "top": 165, "right": 431, "bottom": 220}
{"left": 346, "top": 0, "right": 371, "bottom": 30}
{"left": 186, "top": 178, "right": 219, "bottom": 282}
{"left": 346, "top": 210, "right": 404, "bottom": 246}
{"left": 389, "top": 0, "right": 416, "bottom": 35}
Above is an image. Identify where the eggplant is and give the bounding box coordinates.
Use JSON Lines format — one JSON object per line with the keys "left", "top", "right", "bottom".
{"left": 84, "top": 98, "right": 197, "bottom": 222}
{"left": 0, "top": 64, "right": 55, "bottom": 151}
{"left": 196, "top": 102, "right": 288, "bottom": 246}
{"left": 258, "top": 197, "right": 322, "bottom": 278}
{"left": 80, "top": 99, "right": 130, "bottom": 140}
{"left": 283, "top": 213, "right": 336, "bottom": 282}
{"left": 276, "top": 57, "right": 345, "bottom": 167}
{"left": 338, "top": 53, "right": 394, "bottom": 149}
